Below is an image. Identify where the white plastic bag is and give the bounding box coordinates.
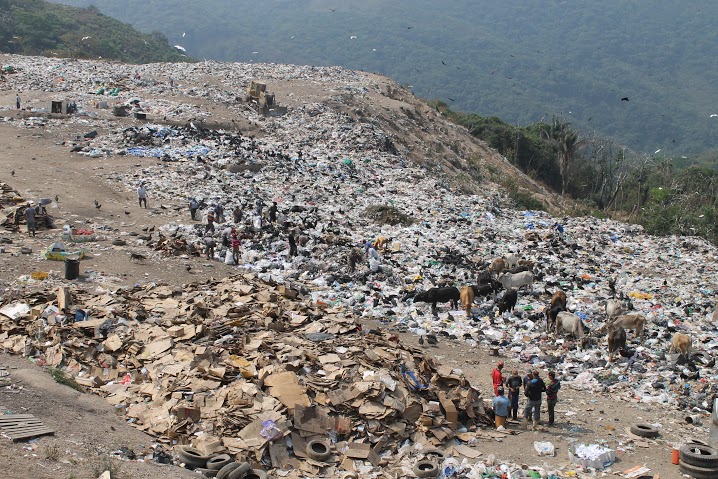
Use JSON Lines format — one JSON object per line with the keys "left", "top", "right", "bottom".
{"left": 224, "top": 249, "right": 234, "bottom": 265}
{"left": 534, "top": 441, "right": 555, "bottom": 456}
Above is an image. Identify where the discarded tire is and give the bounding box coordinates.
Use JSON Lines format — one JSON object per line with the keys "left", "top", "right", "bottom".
{"left": 678, "top": 460, "right": 718, "bottom": 479}
{"left": 206, "top": 454, "right": 233, "bottom": 471}
{"left": 680, "top": 443, "right": 718, "bottom": 469}
{"left": 216, "top": 462, "right": 241, "bottom": 479}
{"left": 306, "top": 439, "right": 332, "bottom": 462}
{"left": 243, "top": 469, "right": 268, "bottom": 479}
{"left": 195, "top": 468, "right": 218, "bottom": 477}
{"left": 413, "top": 459, "right": 439, "bottom": 478}
{"left": 112, "top": 239, "right": 126, "bottom": 246}
{"left": 20, "top": 247, "right": 32, "bottom": 254}
{"left": 226, "top": 462, "right": 251, "bottom": 479}
{"left": 629, "top": 423, "right": 659, "bottom": 438}
{"left": 176, "top": 445, "right": 208, "bottom": 469}
{"left": 423, "top": 448, "right": 447, "bottom": 461}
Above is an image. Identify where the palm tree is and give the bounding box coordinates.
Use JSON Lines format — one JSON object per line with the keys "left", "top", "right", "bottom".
{"left": 541, "top": 116, "right": 581, "bottom": 196}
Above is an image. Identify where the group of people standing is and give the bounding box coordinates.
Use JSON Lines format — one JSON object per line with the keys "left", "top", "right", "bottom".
{"left": 491, "top": 361, "right": 561, "bottom": 431}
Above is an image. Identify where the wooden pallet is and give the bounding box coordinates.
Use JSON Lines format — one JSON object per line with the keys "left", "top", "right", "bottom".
{"left": 0, "top": 414, "right": 54, "bottom": 441}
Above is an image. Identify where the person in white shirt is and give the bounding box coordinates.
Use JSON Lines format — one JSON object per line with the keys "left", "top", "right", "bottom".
{"left": 137, "top": 183, "right": 148, "bottom": 208}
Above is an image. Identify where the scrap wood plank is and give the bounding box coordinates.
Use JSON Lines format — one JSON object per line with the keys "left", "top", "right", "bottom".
{"left": 0, "top": 414, "right": 54, "bottom": 441}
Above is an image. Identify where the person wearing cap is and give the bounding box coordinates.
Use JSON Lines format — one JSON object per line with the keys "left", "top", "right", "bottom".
{"left": 492, "top": 387, "right": 510, "bottom": 429}
{"left": 491, "top": 361, "right": 505, "bottom": 396}
{"left": 137, "top": 182, "right": 148, "bottom": 208}
{"left": 24, "top": 202, "right": 36, "bottom": 236}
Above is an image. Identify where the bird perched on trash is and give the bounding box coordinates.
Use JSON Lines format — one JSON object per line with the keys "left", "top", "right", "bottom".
{"left": 124, "top": 210, "right": 130, "bottom": 216}
{"left": 144, "top": 226, "right": 155, "bottom": 233}
{"left": 426, "top": 334, "right": 438, "bottom": 345}
{"left": 11, "top": 169, "right": 15, "bottom": 177}
{"left": 54, "top": 195, "right": 59, "bottom": 202}
{"left": 418, "top": 335, "right": 425, "bottom": 345}
{"left": 185, "top": 264, "right": 192, "bottom": 272}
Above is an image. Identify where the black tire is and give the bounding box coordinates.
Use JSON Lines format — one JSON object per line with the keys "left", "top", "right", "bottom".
{"left": 176, "top": 445, "right": 209, "bottom": 469}
{"left": 195, "top": 468, "right": 218, "bottom": 477}
{"left": 226, "top": 462, "right": 251, "bottom": 479}
{"left": 680, "top": 444, "right": 718, "bottom": 469}
{"left": 629, "top": 423, "right": 659, "bottom": 438}
{"left": 413, "top": 460, "right": 439, "bottom": 478}
{"left": 679, "top": 460, "right": 718, "bottom": 479}
{"left": 112, "top": 239, "right": 126, "bottom": 246}
{"left": 216, "top": 463, "right": 240, "bottom": 479}
{"left": 423, "top": 448, "right": 447, "bottom": 461}
{"left": 243, "top": 469, "right": 268, "bottom": 479}
{"left": 207, "top": 454, "right": 233, "bottom": 471}
{"left": 306, "top": 439, "right": 331, "bottom": 462}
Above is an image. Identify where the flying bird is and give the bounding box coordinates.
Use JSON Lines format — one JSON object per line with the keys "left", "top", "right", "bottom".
{"left": 654, "top": 149, "right": 661, "bottom": 154}
{"left": 441, "top": 60, "right": 447, "bottom": 65}
{"left": 350, "top": 36, "right": 357, "bottom": 40}
{"left": 407, "top": 26, "right": 414, "bottom": 29}
{"left": 174, "top": 45, "right": 186, "bottom": 52}
{"left": 621, "top": 97, "right": 629, "bottom": 101}
{"left": 710, "top": 114, "right": 718, "bottom": 118}
{"left": 448, "top": 98, "right": 455, "bottom": 101}
{"left": 81, "top": 36, "right": 91, "bottom": 41}
{"left": 182, "top": 32, "right": 186, "bottom": 37}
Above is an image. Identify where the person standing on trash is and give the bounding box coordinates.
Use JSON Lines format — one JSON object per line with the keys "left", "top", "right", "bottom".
{"left": 347, "top": 245, "right": 364, "bottom": 273}
{"left": 189, "top": 198, "right": 199, "bottom": 221}
{"left": 231, "top": 233, "right": 241, "bottom": 265}
{"left": 524, "top": 370, "right": 547, "bottom": 430}
{"left": 546, "top": 371, "right": 561, "bottom": 426}
{"left": 491, "top": 361, "right": 505, "bottom": 396}
{"left": 137, "top": 182, "right": 148, "bottom": 208}
{"left": 255, "top": 198, "right": 265, "bottom": 217}
{"left": 288, "top": 231, "right": 298, "bottom": 257}
{"left": 214, "top": 203, "right": 224, "bottom": 223}
{"left": 553, "top": 221, "right": 564, "bottom": 241}
{"left": 24, "top": 201, "right": 37, "bottom": 237}
{"left": 268, "top": 201, "right": 278, "bottom": 223}
{"left": 205, "top": 210, "right": 216, "bottom": 234}
{"left": 203, "top": 235, "right": 216, "bottom": 260}
{"left": 505, "top": 368, "right": 523, "bottom": 421}
{"left": 16, "top": 93, "right": 21, "bottom": 110}
{"left": 492, "top": 387, "right": 510, "bottom": 429}
{"left": 220, "top": 225, "right": 233, "bottom": 248}
{"left": 233, "top": 205, "right": 242, "bottom": 224}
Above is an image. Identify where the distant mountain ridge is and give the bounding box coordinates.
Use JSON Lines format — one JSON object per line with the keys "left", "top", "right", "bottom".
{"left": 0, "top": 0, "right": 189, "bottom": 63}
{"left": 50, "top": 0, "right": 718, "bottom": 158}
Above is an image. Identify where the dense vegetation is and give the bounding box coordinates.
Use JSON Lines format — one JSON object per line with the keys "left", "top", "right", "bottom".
{"left": 53, "top": 0, "right": 718, "bottom": 157}
{"left": 0, "top": 0, "right": 188, "bottom": 63}
{"left": 440, "top": 103, "right": 718, "bottom": 244}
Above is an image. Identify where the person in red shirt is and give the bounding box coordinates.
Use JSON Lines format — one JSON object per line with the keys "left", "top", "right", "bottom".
{"left": 491, "top": 361, "right": 504, "bottom": 396}
{"left": 231, "top": 233, "right": 241, "bottom": 265}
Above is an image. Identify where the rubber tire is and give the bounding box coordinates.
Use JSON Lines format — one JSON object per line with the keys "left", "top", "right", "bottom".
{"left": 195, "top": 468, "right": 218, "bottom": 477}
{"left": 413, "top": 460, "right": 439, "bottom": 478}
{"left": 423, "top": 448, "right": 447, "bottom": 461}
{"left": 207, "top": 454, "right": 233, "bottom": 471}
{"left": 112, "top": 239, "right": 126, "bottom": 246}
{"left": 243, "top": 469, "right": 268, "bottom": 479}
{"left": 216, "top": 463, "right": 241, "bottom": 479}
{"left": 629, "top": 423, "right": 659, "bottom": 438}
{"left": 680, "top": 443, "right": 718, "bottom": 468}
{"left": 226, "top": 463, "right": 251, "bottom": 479}
{"left": 679, "top": 460, "right": 718, "bottom": 479}
{"left": 306, "top": 439, "right": 331, "bottom": 462}
{"left": 176, "top": 446, "right": 209, "bottom": 469}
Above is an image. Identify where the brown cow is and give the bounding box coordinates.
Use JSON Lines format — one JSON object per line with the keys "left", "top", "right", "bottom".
{"left": 546, "top": 290, "right": 567, "bottom": 331}
{"left": 460, "top": 286, "right": 475, "bottom": 318}
{"left": 669, "top": 333, "right": 692, "bottom": 357}
{"left": 551, "top": 290, "right": 567, "bottom": 309}
{"left": 488, "top": 257, "right": 506, "bottom": 275}
{"left": 607, "top": 324, "right": 627, "bottom": 362}
{"left": 610, "top": 314, "right": 646, "bottom": 342}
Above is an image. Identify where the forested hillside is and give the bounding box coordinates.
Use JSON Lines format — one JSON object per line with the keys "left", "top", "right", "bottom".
{"left": 53, "top": 0, "right": 718, "bottom": 157}
{"left": 0, "top": 0, "right": 189, "bottom": 63}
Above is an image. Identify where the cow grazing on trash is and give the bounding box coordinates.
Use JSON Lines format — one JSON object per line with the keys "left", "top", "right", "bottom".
{"left": 498, "top": 289, "right": 518, "bottom": 315}
{"left": 669, "top": 332, "right": 692, "bottom": 358}
{"left": 488, "top": 257, "right": 506, "bottom": 275}
{"left": 412, "top": 287, "right": 461, "bottom": 311}
{"left": 497, "top": 271, "right": 534, "bottom": 292}
{"left": 545, "top": 290, "right": 567, "bottom": 332}
{"left": 471, "top": 281, "right": 502, "bottom": 300}
{"left": 607, "top": 324, "right": 627, "bottom": 362}
{"left": 610, "top": 314, "right": 646, "bottom": 342}
{"left": 460, "top": 286, "right": 475, "bottom": 318}
{"left": 555, "top": 312, "right": 585, "bottom": 339}
{"left": 505, "top": 253, "right": 520, "bottom": 269}
{"left": 606, "top": 298, "right": 631, "bottom": 319}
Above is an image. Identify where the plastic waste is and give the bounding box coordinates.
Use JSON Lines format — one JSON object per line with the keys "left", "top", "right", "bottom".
{"left": 260, "top": 420, "right": 283, "bottom": 441}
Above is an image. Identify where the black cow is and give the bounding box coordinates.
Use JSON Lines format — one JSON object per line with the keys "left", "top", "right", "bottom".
{"left": 498, "top": 289, "right": 518, "bottom": 314}
{"left": 545, "top": 304, "right": 566, "bottom": 332}
{"left": 471, "top": 281, "right": 502, "bottom": 299}
{"left": 477, "top": 270, "right": 492, "bottom": 285}
{"left": 413, "top": 287, "right": 460, "bottom": 310}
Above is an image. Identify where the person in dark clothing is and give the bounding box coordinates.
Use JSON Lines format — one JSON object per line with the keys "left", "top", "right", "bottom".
{"left": 214, "top": 203, "right": 224, "bottom": 223}
{"left": 546, "top": 371, "right": 561, "bottom": 426}
{"left": 205, "top": 211, "right": 216, "bottom": 234}
{"left": 524, "top": 370, "right": 546, "bottom": 430}
{"left": 16, "top": 94, "right": 21, "bottom": 110}
{"left": 505, "top": 369, "right": 523, "bottom": 421}
{"left": 189, "top": 198, "right": 199, "bottom": 220}
{"left": 233, "top": 205, "right": 242, "bottom": 224}
{"left": 268, "top": 201, "right": 278, "bottom": 223}
{"left": 347, "top": 247, "right": 363, "bottom": 273}
{"left": 24, "top": 202, "right": 36, "bottom": 236}
{"left": 288, "top": 232, "right": 298, "bottom": 257}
